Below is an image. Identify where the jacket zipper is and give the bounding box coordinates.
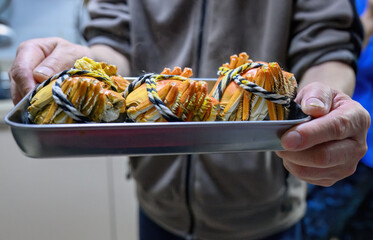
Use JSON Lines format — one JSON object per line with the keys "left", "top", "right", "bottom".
{"left": 186, "top": 2, "right": 207, "bottom": 239}
{"left": 185, "top": 154, "right": 195, "bottom": 240}
{"left": 195, "top": 0, "right": 208, "bottom": 77}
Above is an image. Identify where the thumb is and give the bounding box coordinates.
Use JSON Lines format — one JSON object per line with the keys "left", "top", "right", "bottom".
{"left": 295, "top": 82, "right": 333, "bottom": 118}
{"left": 33, "top": 49, "right": 75, "bottom": 83}
{"left": 32, "top": 38, "right": 89, "bottom": 83}
{"left": 33, "top": 64, "right": 56, "bottom": 83}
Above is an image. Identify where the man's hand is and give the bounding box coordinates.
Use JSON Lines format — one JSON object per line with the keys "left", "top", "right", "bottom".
{"left": 9, "top": 37, "right": 93, "bottom": 105}
{"left": 276, "top": 82, "right": 371, "bottom": 186}
{"left": 8, "top": 37, "right": 130, "bottom": 105}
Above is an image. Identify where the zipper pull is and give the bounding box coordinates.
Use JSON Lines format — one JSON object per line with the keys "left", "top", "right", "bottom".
{"left": 185, "top": 234, "right": 197, "bottom": 240}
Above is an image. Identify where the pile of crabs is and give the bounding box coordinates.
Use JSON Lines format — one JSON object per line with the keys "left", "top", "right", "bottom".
{"left": 27, "top": 52, "right": 297, "bottom": 124}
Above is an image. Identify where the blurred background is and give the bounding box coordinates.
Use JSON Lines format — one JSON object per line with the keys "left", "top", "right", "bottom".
{"left": 0, "top": 0, "right": 138, "bottom": 239}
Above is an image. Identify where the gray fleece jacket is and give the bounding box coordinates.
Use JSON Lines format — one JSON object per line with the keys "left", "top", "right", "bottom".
{"left": 83, "top": 0, "right": 363, "bottom": 239}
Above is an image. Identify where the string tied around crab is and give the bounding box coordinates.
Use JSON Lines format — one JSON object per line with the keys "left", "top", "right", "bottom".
{"left": 123, "top": 73, "right": 189, "bottom": 122}
{"left": 214, "top": 62, "right": 292, "bottom": 108}
{"left": 28, "top": 68, "right": 115, "bottom": 123}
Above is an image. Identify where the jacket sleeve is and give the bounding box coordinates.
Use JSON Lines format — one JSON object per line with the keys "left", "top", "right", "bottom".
{"left": 288, "top": 0, "right": 364, "bottom": 80}
{"left": 83, "top": 0, "right": 131, "bottom": 58}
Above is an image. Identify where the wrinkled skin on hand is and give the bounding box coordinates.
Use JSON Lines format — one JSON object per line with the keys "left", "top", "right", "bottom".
{"left": 9, "top": 37, "right": 93, "bottom": 104}
{"left": 276, "top": 82, "right": 371, "bottom": 187}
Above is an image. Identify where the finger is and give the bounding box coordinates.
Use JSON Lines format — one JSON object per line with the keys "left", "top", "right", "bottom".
{"left": 33, "top": 43, "right": 78, "bottom": 82}
{"left": 281, "top": 98, "right": 369, "bottom": 150}
{"left": 13, "top": 39, "right": 57, "bottom": 83}
{"left": 9, "top": 70, "right": 35, "bottom": 105}
{"left": 295, "top": 82, "right": 333, "bottom": 118}
{"left": 277, "top": 138, "right": 365, "bottom": 168}
{"left": 282, "top": 160, "right": 356, "bottom": 187}
{"left": 8, "top": 38, "right": 59, "bottom": 103}
{"left": 9, "top": 44, "right": 45, "bottom": 99}
{"left": 283, "top": 161, "right": 336, "bottom": 186}
{"left": 10, "top": 79, "right": 24, "bottom": 105}
{"left": 282, "top": 160, "right": 332, "bottom": 182}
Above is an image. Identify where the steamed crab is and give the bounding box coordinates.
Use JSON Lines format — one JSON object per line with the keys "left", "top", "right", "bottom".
{"left": 209, "top": 52, "right": 297, "bottom": 121}
{"left": 124, "top": 67, "right": 219, "bottom": 122}
{"left": 27, "top": 57, "right": 129, "bottom": 124}
{"left": 124, "top": 52, "right": 296, "bottom": 122}
{"left": 27, "top": 53, "right": 297, "bottom": 124}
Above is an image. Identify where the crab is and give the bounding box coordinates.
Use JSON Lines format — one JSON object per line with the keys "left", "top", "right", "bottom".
{"left": 209, "top": 52, "right": 297, "bottom": 121}
{"left": 28, "top": 54, "right": 296, "bottom": 124}
{"left": 124, "top": 67, "right": 219, "bottom": 122}
{"left": 27, "top": 57, "right": 129, "bottom": 124}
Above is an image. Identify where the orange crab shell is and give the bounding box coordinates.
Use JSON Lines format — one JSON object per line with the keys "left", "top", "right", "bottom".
{"left": 28, "top": 76, "right": 127, "bottom": 124}
{"left": 209, "top": 52, "right": 297, "bottom": 121}
{"left": 125, "top": 67, "right": 219, "bottom": 122}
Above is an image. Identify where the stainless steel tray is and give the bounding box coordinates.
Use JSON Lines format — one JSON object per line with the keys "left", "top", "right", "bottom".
{"left": 4, "top": 79, "right": 310, "bottom": 158}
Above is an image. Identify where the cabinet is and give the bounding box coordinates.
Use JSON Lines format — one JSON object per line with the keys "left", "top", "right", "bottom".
{"left": 0, "top": 124, "right": 138, "bottom": 240}
{"left": 0, "top": 0, "right": 138, "bottom": 238}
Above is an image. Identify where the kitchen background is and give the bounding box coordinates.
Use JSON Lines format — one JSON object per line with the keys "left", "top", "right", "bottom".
{"left": 0, "top": 0, "right": 138, "bottom": 239}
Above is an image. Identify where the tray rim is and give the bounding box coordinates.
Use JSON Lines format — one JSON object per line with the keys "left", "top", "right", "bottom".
{"left": 5, "top": 109, "right": 311, "bottom": 130}
{"left": 3, "top": 77, "right": 311, "bottom": 158}
{"left": 4, "top": 79, "right": 311, "bottom": 130}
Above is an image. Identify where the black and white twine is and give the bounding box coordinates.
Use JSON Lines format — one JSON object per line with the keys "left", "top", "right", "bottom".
{"left": 124, "top": 73, "right": 187, "bottom": 122}
{"left": 214, "top": 62, "right": 291, "bottom": 108}
{"left": 28, "top": 69, "right": 112, "bottom": 123}
{"left": 29, "top": 61, "right": 293, "bottom": 123}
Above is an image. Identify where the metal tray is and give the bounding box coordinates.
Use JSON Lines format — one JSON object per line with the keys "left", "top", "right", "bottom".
{"left": 4, "top": 79, "right": 310, "bottom": 158}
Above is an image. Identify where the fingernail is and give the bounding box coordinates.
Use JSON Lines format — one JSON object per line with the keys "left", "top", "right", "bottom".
{"left": 305, "top": 98, "right": 325, "bottom": 109}
{"left": 283, "top": 131, "right": 302, "bottom": 150}
{"left": 34, "top": 66, "right": 54, "bottom": 78}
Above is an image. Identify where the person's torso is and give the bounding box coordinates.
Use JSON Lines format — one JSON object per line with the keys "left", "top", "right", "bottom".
{"left": 128, "top": 0, "right": 293, "bottom": 78}
{"left": 130, "top": 152, "right": 306, "bottom": 240}
{"left": 127, "top": 1, "right": 306, "bottom": 239}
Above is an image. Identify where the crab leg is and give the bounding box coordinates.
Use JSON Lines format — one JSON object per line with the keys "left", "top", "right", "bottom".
{"left": 188, "top": 81, "right": 209, "bottom": 121}
{"left": 70, "top": 79, "right": 89, "bottom": 110}
{"left": 229, "top": 55, "right": 239, "bottom": 69}
{"left": 164, "top": 83, "right": 180, "bottom": 112}
{"left": 177, "top": 82, "right": 196, "bottom": 119}
{"left": 247, "top": 68, "right": 268, "bottom": 121}
{"left": 81, "top": 81, "right": 102, "bottom": 116}
{"left": 90, "top": 91, "right": 106, "bottom": 122}
{"left": 219, "top": 83, "right": 244, "bottom": 121}
{"left": 171, "top": 67, "right": 182, "bottom": 75}
{"left": 259, "top": 65, "right": 279, "bottom": 121}
{"left": 160, "top": 68, "right": 171, "bottom": 75}
{"left": 236, "top": 52, "right": 250, "bottom": 67}
{"left": 174, "top": 80, "right": 194, "bottom": 117}
{"left": 267, "top": 63, "right": 287, "bottom": 120}
{"left": 139, "top": 83, "right": 174, "bottom": 122}
{"left": 180, "top": 67, "right": 193, "bottom": 78}
{"left": 27, "top": 80, "right": 56, "bottom": 118}
{"left": 126, "top": 85, "right": 154, "bottom": 119}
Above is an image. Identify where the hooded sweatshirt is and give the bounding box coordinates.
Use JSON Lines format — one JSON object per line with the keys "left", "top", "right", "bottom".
{"left": 84, "top": 1, "right": 363, "bottom": 239}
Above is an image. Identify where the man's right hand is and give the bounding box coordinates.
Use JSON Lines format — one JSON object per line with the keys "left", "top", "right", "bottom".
{"left": 9, "top": 37, "right": 93, "bottom": 104}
